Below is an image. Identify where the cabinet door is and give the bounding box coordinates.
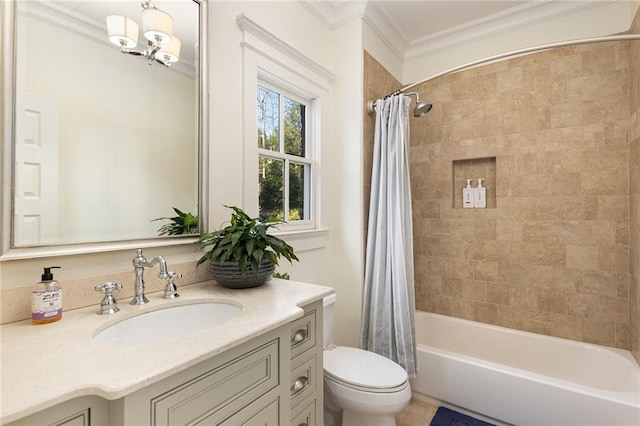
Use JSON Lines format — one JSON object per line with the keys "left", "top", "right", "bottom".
{"left": 151, "top": 339, "right": 279, "bottom": 425}
{"left": 6, "top": 396, "right": 108, "bottom": 426}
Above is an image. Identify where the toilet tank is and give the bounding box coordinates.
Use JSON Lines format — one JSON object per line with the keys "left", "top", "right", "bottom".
{"left": 322, "top": 293, "right": 337, "bottom": 349}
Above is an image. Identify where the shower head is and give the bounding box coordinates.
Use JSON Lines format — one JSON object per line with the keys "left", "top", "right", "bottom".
{"left": 405, "top": 92, "right": 432, "bottom": 117}
{"left": 365, "top": 91, "right": 433, "bottom": 117}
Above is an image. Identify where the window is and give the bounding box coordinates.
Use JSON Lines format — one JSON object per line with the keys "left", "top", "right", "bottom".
{"left": 256, "top": 82, "right": 313, "bottom": 226}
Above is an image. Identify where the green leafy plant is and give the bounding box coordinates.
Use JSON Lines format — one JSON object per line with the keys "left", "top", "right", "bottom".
{"left": 153, "top": 207, "right": 199, "bottom": 236}
{"left": 197, "top": 206, "right": 298, "bottom": 274}
{"left": 272, "top": 271, "right": 290, "bottom": 280}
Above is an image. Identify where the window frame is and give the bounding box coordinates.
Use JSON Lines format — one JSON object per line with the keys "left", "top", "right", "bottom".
{"left": 256, "top": 80, "right": 314, "bottom": 228}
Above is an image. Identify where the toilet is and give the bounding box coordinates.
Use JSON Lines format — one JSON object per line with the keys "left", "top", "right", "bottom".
{"left": 322, "top": 293, "right": 412, "bottom": 426}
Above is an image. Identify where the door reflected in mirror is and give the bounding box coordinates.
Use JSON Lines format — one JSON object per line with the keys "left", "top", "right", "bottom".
{"left": 12, "top": 0, "right": 201, "bottom": 247}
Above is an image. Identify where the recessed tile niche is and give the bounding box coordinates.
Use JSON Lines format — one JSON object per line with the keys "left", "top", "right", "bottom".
{"left": 452, "top": 157, "right": 497, "bottom": 209}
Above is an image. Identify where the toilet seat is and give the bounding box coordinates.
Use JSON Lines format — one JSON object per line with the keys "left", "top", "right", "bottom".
{"left": 323, "top": 346, "right": 408, "bottom": 393}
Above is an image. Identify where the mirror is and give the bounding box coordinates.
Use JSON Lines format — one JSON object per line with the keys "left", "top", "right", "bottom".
{"left": 1, "top": 0, "right": 208, "bottom": 258}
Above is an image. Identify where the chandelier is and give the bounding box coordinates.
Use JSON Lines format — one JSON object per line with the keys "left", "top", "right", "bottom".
{"left": 106, "top": 2, "right": 181, "bottom": 67}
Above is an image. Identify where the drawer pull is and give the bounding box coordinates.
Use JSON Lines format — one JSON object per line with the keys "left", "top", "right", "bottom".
{"left": 291, "top": 329, "right": 308, "bottom": 344}
{"left": 297, "top": 423, "right": 308, "bottom": 426}
{"left": 291, "top": 376, "right": 309, "bottom": 393}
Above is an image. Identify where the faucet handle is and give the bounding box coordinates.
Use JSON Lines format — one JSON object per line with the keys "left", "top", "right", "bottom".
{"left": 94, "top": 282, "right": 123, "bottom": 315}
{"left": 163, "top": 272, "right": 182, "bottom": 299}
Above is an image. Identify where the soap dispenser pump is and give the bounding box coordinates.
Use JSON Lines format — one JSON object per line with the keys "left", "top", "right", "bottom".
{"left": 474, "top": 178, "right": 487, "bottom": 208}
{"left": 463, "top": 179, "right": 474, "bottom": 208}
{"left": 32, "top": 266, "right": 63, "bottom": 325}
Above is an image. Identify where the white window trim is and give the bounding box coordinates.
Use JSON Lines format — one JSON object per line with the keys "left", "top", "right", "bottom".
{"left": 257, "top": 79, "right": 314, "bottom": 231}
{"left": 239, "top": 14, "right": 332, "bottom": 237}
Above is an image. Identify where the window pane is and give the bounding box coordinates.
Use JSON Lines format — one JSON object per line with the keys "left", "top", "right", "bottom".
{"left": 257, "top": 86, "right": 279, "bottom": 151}
{"left": 289, "top": 162, "right": 309, "bottom": 221}
{"left": 259, "top": 156, "right": 284, "bottom": 221}
{"left": 284, "top": 97, "right": 305, "bottom": 157}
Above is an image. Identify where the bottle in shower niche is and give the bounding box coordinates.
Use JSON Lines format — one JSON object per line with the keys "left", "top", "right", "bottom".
{"left": 32, "top": 266, "right": 63, "bottom": 325}
{"left": 474, "top": 178, "right": 487, "bottom": 208}
{"left": 463, "top": 179, "right": 474, "bottom": 208}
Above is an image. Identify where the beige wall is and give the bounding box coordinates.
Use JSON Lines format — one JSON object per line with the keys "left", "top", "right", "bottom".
{"left": 629, "top": 10, "right": 640, "bottom": 363}
{"left": 409, "top": 41, "right": 631, "bottom": 350}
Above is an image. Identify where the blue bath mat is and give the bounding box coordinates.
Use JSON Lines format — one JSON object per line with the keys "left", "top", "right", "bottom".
{"left": 430, "top": 407, "right": 495, "bottom": 426}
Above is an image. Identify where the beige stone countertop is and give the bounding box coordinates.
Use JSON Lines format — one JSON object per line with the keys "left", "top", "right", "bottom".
{"left": 0, "top": 278, "right": 334, "bottom": 424}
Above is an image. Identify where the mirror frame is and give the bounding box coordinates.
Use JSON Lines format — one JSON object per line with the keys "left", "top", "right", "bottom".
{"left": 0, "top": 0, "right": 209, "bottom": 260}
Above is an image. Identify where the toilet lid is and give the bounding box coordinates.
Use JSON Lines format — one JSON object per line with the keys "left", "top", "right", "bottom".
{"left": 323, "top": 346, "right": 408, "bottom": 389}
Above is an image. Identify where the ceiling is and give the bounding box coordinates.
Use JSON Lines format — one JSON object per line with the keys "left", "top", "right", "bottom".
{"left": 374, "top": 0, "right": 530, "bottom": 43}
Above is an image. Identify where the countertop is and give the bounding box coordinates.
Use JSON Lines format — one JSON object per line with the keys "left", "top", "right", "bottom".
{"left": 0, "top": 278, "right": 334, "bottom": 424}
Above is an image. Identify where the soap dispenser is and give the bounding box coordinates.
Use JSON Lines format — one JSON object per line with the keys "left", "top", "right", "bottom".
{"left": 474, "top": 178, "right": 487, "bottom": 208}
{"left": 463, "top": 179, "right": 474, "bottom": 208}
{"left": 32, "top": 266, "right": 63, "bottom": 325}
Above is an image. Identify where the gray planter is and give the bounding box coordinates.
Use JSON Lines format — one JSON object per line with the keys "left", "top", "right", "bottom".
{"left": 208, "top": 259, "right": 275, "bottom": 289}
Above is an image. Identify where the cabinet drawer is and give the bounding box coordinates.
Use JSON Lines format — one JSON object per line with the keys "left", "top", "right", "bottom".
{"left": 289, "top": 309, "right": 316, "bottom": 359}
{"left": 291, "top": 398, "right": 316, "bottom": 426}
{"left": 151, "top": 339, "right": 279, "bottom": 425}
{"left": 215, "top": 396, "right": 280, "bottom": 426}
{"left": 290, "top": 355, "right": 317, "bottom": 409}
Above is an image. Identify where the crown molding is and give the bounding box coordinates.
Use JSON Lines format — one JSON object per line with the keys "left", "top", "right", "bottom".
{"left": 237, "top": 14, "right": 335, "bottom": 82}
{"left": 298, "top": 0, "right": 366, "bottom": 30}
{"left": 361, "top": 1, "right": 406, "bottom": 61}
{"left": 403, "top": 0, "right": 620, "bottom": 60}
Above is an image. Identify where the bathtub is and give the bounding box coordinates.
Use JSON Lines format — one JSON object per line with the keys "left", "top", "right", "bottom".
{"left": 411, "top": 311, "right": 640, "bottom": 426}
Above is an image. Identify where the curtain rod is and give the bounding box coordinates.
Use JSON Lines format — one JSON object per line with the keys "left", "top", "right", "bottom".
{"left": 367, "top": 34, "right": 640, "bottom": 114}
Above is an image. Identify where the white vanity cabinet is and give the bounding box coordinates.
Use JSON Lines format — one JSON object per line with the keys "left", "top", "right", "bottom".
{"left": 6, "top": 300, "right": 324, "bottom": 426}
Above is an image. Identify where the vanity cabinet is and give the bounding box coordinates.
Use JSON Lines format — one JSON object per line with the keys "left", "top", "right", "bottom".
{"left": 6, "top": 396, "right": 109, "bottom": 426}
{"left": 288, "top": 301, "right": 323, "bottom": 426}
{"left": 7, "top": 301, "right": 324, "bottom": 426}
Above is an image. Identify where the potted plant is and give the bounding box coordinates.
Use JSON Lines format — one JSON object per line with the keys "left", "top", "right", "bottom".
{"left": 153, "top": 207, "right": 199, "bottom": 236}
{"left": 197, "top": 206, "right": 298, "bottom": 288}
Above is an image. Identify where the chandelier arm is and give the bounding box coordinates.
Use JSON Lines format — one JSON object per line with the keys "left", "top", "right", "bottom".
{"left": 121, "top": 49, "right": 144, "bottom": 56}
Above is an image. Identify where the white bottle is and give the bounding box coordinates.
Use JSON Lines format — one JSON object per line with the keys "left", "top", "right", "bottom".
{"left": 463, "top": 179, "right": 474, "bottom": 208}
{"left": 474, "top": 178, "right": 487, "bottom": 208}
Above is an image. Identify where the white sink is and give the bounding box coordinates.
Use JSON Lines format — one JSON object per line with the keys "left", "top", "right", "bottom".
{"left": 93, "top": 302, "right": 242, "bottom": 345}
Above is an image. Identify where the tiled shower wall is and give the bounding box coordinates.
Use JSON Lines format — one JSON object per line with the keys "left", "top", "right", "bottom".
{"left": 364, "top": 31, "right": 636, "bottom": 350}
{"left": 630, "top": 11, "right": 640, "bottom": 363}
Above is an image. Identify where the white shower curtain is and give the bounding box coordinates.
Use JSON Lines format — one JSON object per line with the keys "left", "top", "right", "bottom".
{"left": 361, "top": 94, "right": 417, "bottom": 378}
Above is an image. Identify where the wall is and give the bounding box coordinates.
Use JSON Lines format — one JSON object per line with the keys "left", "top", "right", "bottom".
{"left": 1, "top": 1, "right": 364, "bottom": 337}
{"left": 409, "top": 40, "right": 631, "bottom": 349}
{"left": 630, "top": 5, "right": 640, "bottom": 364}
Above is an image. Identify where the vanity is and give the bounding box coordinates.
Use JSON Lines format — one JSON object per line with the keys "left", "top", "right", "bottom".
{"left": 1, "top": 279, "right": 332, "bottom": 425}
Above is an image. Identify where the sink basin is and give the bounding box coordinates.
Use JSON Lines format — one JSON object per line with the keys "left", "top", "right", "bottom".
{"left": 93, "top": 302, "right": 242, "bottom": 345}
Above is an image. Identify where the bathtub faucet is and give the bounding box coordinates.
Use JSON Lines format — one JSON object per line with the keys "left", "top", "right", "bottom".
{"left": 130, "top": 249, "right": 169, "bottom": 305}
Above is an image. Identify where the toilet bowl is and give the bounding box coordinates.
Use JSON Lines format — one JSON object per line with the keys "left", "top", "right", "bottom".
{"left": 323, "top": 294, "right": 411, "bottom": 426}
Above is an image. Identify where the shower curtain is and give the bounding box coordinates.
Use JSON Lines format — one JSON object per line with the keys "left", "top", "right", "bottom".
{"left": 361, "top": 94, "right": 417, "bottom": 378}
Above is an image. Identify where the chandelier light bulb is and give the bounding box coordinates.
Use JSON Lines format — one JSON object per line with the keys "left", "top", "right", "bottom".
{"left": 141, "top": 6, "right": 173, "bottom": 44}
{"left": 106, "top": 15, "right": 139, "bottom": 48}
{"left": 157, "top": 36, "right": 181, "bottom": 63}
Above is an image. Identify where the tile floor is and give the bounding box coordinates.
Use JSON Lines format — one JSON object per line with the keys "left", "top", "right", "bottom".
{"left": 396, "top": 398, "right": 438, "bottom": 426}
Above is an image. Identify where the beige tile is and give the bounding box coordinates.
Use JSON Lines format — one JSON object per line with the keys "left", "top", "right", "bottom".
{"left": 566, "top": 244, "right": 599, "bottom": 271}
{"left": 474, "top": 260, "right": 498, "bottom": 282}
{"left": 474, "top": 301, "right": 498, "bottom": 324}
{"left": 536, "top": 289, "right": 567, "bottom": 314}
{"left": 396, "top": 399, "right": 438, "bottom": 426}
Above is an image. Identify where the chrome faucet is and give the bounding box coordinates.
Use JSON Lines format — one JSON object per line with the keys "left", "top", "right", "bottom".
{"left": 130, "top": 249, "right": 169, "bottom": 305}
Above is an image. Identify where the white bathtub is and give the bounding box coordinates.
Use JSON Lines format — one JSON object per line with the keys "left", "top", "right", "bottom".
{"left": 411, "top": 311, "right": 640, "bottom": 426}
